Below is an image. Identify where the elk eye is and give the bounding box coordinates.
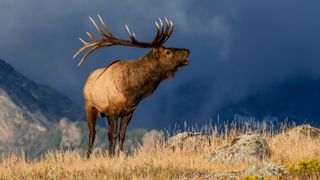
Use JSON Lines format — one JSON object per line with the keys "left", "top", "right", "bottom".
{"left": 166, "top": 51, "right": 171, "bottom": 55}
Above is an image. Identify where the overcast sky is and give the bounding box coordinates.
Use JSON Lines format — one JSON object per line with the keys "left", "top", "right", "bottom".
{"left": 1, "top": 1, "right": 320, "bottom": 129}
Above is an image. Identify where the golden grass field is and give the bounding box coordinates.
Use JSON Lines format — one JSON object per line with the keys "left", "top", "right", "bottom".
{"left": 0, "top": 124, "right": 319, "bottom": 179}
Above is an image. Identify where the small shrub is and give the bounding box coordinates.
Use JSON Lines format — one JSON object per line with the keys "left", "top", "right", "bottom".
{"left": 286, "top": 159, "right": 320, "bottom": 175}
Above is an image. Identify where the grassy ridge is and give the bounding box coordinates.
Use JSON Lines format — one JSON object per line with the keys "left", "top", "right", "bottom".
{"left": 0, "top": 124, "right": 319, "bottom": 179}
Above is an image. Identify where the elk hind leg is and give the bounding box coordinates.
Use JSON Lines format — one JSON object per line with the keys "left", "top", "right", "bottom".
{"left": 86, "top": 105, "right": 97, "bottom": 158}
{"left": 119, "top": 113, "right": 133, "bottom": 152}
{"left": 107, "top": 114, "right": 118, "bottom": 156}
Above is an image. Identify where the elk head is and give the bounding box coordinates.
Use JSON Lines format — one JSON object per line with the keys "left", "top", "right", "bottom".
{"left": 150, "top": 47, "right": 190, "bottom": 79}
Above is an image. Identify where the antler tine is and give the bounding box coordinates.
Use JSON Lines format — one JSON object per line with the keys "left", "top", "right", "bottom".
{"left": 152, "top": 21, "right": 161, "bottom": 44}
{"left": 152, "top": 18, "right": 165, "bottom": 45}
{"left": 73, "top": 45, "right": 87, "bottom": 59}
{"left": 86, "top": 32, "right": 96, "bottom": 41}
{"left": 77, "top": 46, "right": 99, "bottom": 67}
{"left": 73, "top": 37, "right": 89, "bottom": 58}
{"left": 155, "top": 21, "right": 160, "bottom": 29}
{"left": 132, "top": 32, "right": 137, "bottom": 39}
{"left": 125, "top": 25, "right": 132, "bottom": 36}
{"left": 125, "top": 25, "right": 134, "bottom": 40}
{"left": 97, "top": 15, "right": 114, "bottom": 37}
{"left": 163, "top": 20, "right": 174, "bottom": 43}
{"left": 89, "top": 17, "right": 105, "bottom": 37}
{"left": 164, "top": 17, "right": 170, "bottom": 35}
{"left": 158, "top": 18, "right": 164, "bottom": 39}
{"left": 165, "top": 18, "right": 169, "bottom": 27}
{"left": 169, "top": 20, "right": 174, "bottom": 36}
{"left": 158, "top": 18, "right": 164, "bottom": 32}
{"left": 73, "top": 37, "right": 104, "bottom": 59}
{"left": 126, "top": 25, "right": 138, "bottom": 42}
{"left": 78, "top": 37, "right": 87, "bottom": 45}
{"left": 156, "top": 17, "right": 170, "bottom": 44}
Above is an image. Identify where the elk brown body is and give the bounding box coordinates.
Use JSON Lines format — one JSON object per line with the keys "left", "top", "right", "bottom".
{"left": 74, "top": 16, "right": 189, "bottom": 158}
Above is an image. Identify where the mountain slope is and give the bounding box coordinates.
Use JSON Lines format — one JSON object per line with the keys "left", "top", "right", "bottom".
{"left": 0, "top": 84, "right": 62, "bottom": 155}
{"left": 0, "top": 59, "right": 84, "bottom": 122}
{"left": 0, "top": 58, "right": 86, "bottom": 155}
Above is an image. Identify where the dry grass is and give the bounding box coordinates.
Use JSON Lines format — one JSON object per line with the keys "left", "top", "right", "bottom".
{"left": 0, "top": 123, "right": 319, "bottom": 179}
{"left": 269, "top": 133, "right": 320, "bottom": 164}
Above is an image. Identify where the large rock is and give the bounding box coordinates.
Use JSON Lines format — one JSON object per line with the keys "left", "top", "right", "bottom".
{"left": 142, "top": 130, "right": 164, "bottom": 152}
{"left": 278, "top": 125, "right": 320, "bottom": 139}
{"left": 182, "top": 163, "right": 288, "bottom": 179}
{"left": 182, "top": 171, "right": 242, "bottom": 179}
{"left": 243, "top": 163, "right": 288, "bottom": 177}
{"left": 206, "top": 134, "right": 270, "bottom": 164}
{"left": 166, "top": 132, "right": 211, "bottom": 150}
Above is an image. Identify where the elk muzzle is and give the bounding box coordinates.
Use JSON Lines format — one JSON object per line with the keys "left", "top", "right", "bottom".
{"left": 180, "top": 49, "right": 190, "bottom": 66}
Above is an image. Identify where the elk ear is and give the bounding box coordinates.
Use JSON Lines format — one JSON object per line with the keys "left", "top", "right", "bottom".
{"left": 152, "top": 48, "right": 160, "bottom": 59}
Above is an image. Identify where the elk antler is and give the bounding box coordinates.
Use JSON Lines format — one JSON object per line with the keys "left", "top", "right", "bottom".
{"left": 74, "top": 15, "right": 174, "bottom": 67}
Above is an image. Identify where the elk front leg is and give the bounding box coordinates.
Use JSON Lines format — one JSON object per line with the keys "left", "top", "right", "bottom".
{"left": 119, "top": 113, "right": 133, "bottom": 151}
{"left": 86, "top": 105, "right": 97, "bottom": 158}
{"left": 107, "top": 115, "right": 118, "bottom": 156}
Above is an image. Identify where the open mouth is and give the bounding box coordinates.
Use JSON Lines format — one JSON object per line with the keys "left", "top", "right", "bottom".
{"left": 182, "top": 59, "right": 190, "bottom": 66}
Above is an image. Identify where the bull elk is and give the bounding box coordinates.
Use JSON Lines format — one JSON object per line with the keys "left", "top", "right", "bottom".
{"left": 74, "top": 15, "right": 190, "bottom": 158}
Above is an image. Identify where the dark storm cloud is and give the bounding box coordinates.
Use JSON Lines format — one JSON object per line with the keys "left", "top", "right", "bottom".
{"left": 173, "top": 1, "right": 320, "bottom": 127}
{"left": 1, "top": 0, "right": 320, "bottom": 129}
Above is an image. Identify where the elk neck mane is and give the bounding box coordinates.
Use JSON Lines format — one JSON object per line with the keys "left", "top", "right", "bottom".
{"left": 120, "top": 52, "right": 172, "bottom": 102}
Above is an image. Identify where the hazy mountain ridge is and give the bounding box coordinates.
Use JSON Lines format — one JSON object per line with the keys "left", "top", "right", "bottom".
{"left": 0, "top": 87, "right": 59, "bottom": 155}
{"left": 0, "top": 60, "right": 77, "bottom": 156}
{"left": 0, "top": 59, "right": 84, "bottom": 122}
{"left": 0, "top": 58, "right": 81, "bottom": 155}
